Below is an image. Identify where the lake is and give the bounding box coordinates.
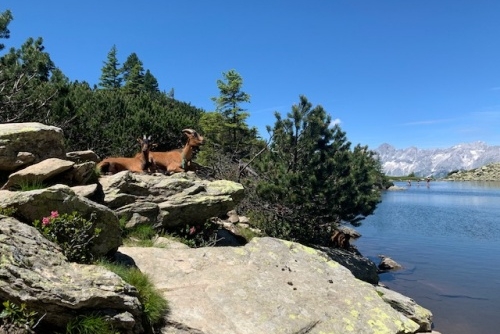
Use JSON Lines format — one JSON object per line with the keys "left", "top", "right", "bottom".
{"left": 354, "top": 181, "right": 500, "bottom": 334}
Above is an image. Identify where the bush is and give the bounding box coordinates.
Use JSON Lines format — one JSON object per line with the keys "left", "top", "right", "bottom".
{"left": 0, "top": 300, "right": 38, "bottom": 333}
{"left": 64, "top": 314, "right": 115, "bottom": 334}
{"left": 33, "top": 211, "right": 101, "bottom": 264}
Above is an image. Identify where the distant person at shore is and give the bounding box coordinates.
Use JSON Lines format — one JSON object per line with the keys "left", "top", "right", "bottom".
{"left": 407, "top": 180, "right": 411, "bottom": 186}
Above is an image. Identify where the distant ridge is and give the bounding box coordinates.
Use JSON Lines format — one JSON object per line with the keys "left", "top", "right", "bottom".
{"left": 373, "top": 141, "right": 500, "bottom": 178}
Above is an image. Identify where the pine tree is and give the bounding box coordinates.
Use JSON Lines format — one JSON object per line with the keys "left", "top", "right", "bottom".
{"left": 0, "top": 36, "right": 57, "bottom": 122}
{"left": 99, "top": 45, "right": 122, "bottom": 89}
{"left": 122, "top": 53, "right": 144, "bottom": 94}
{"left": 253, "top": 95, "right": 382, "bottom": 245}
{"left": 143, "top": 69, "right": 159, "bottom": 93}
{"left": 210, "top": 69, "right": 254, "bottom": 160}
{"left": 0, "top": 10, "right": 13, "bottom": 51}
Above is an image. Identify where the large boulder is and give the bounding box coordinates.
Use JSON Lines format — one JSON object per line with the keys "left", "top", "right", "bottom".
{"left": 119, "top": 237, "right": 427, "bottom": 334}
{"left": 0, "top": 216, "right": 143, "bottom": 333}
{"left": 315, "top": 245, "right": 380, "bottom": 284}
{"left": 0, "top": 123, "right": 66, "bottom": 173}
{"left": 99, "top": 171, "right": 245, "bottom": 229}
{"left": 0, "top": 184, "right": 122, "bottom": 257}
{"left": 1, "top": 158, "right": 74, "bottom": 190}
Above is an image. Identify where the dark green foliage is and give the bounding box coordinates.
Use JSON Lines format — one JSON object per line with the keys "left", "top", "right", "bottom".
{"left": 143, "top": 69, "right": 159, "bottom": 93}
{"left": 33, "top": 211, "right": 101, "bottom": 264}
{"left": 64, "top": 314, "right": 115, "bottom": 334}
{"left": 99, "top": 45, "right": 122, "bottom": 89}
{"left": 122, "top": 52, "right": 145, "bottom": 95}
{"left": 0, "top": 10, "right": 13, "bottom": 51}
{"left": 0, "top": 300, "right": 38, "bottom": 332}
{"left": 166, "top": 220, "right": 219, "bottom": 248}
{"left": 251, "top": 96, "right": 383, "bottom": 245}
{"left": 0, "top": 35, "right": 58, "bottom": 123}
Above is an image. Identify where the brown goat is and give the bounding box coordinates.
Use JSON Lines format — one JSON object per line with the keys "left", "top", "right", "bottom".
{"left": 97, "top": 135, "right": 156, "bottom": 174}
{"left": 331, "top": 230, "right": 351, "bottom": 250}
{"left": 145, "top": 129, "right": 205, "bottom": 174}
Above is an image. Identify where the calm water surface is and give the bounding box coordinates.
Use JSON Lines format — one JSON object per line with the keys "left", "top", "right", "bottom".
{"left": 354, "top": 181, "right": 500, "bottom": 334}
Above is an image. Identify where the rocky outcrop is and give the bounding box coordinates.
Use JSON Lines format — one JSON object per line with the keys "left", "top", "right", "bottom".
{"left": 119, "top": 237, "right": 432, "bottom": 334}
{"left": 99, "top": 171, "right": 245, "bottom": 229}
{"left": 0, "top": 216, "right": 144, "bottom": 334}
{"left": 0, "top": 123, "right": 66, "bottom": 173}
{"left": 444, "top": 162, "right": 500, "bottom": 181}
{"left": 314, "top": 245, "right": 380, "bottom": 284}
{"left": 0, "top": 184, "right": 122, "bottom": 257}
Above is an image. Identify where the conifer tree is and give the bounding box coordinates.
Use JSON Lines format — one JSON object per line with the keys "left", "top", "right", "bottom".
{"left": 99, "top": 45, "right": 122, "bottom": 89}
{"left": 209, "top": 69, "right": 256, "bottom": 160}
{"left": 143, "top": 69, "right": 159, "bottom": 93}
{"left": 0, "top": 10, "right": 13, "bottom": 51}
{"left": 253, "top": 95, "right": 382, "bottom": 245}
{"left": 122, "top": 53, "right": 145, "bottom": 94}
{"left": 0, "top": 35, "right": 56, "bottom": 122}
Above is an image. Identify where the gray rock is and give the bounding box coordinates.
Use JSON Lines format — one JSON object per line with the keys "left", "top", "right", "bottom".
{"left": 100, "top": 171, "right": 245, "bottom": 229}
{"left": 1, "top": 158, "right": 74, "bottom": 190}
{"left": 0, "top": 122, "right": 66, "bottom": 172}
{"left": 0, "top": 184, "right": 122, "bottom": 257}
{"left": 66, "top": 150, "right": 101, "bottom": 163}
{"left": 315, "top": 245, "right": 379, "bottom": 284}
{"left": 375, "top": 285, "right": 433, "bottom": 332}
{"left": 378, "top": 255, "right": 403, "bottom": 271}
{"left": 0, "top": 216, "right": 143, "bottom": 333}
{"left": 119, "top": 237, "right": 422, "bottom": 334}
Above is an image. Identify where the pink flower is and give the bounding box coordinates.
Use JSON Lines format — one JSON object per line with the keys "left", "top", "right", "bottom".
{"left": 50, "top": 211, "right": 59, "bottom": 218}
{"left": 42, "top": 217, "right": 50, "bottom": 226}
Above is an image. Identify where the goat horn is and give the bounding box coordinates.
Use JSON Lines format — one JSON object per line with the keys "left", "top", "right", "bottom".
{"left": 182, "top": 129, "right": 195, "bottom": 134}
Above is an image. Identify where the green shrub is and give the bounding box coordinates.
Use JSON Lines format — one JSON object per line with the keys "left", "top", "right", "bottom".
{"left": 166, "top": 220, "right": 218, "bottom": 248}
{"left": 98, "top": 261, "right": 169, "bottom": 328}
{"left": 33, "top": 211, "right": 101, "bottom": 264}
{"left": 0, "top": 207, "right": 17, "bottom": 217}
{"left": 64, "top": 314, "right": 115, "bottom": 334}
{"left": 0, "top": 300, "right": 38, "bottom": 331}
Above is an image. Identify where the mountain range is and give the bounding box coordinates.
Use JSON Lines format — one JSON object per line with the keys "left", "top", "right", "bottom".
{"left": 373, "top": 141, "right": 500, "bottom": 178}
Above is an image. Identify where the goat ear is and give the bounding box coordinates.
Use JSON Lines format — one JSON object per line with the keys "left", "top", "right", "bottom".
{"left": 148, "top": 135, "right": 152, "bottom": 140}
{"left": 143, "top": 134, "right": 147, "bottom": 139}
{"left": 182, "top": 129, "right": 194, "bottom": 134}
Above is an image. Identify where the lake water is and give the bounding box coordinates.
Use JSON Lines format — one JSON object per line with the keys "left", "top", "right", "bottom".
{"left": 354, "top": 181, "right": 500, "bottom": 334}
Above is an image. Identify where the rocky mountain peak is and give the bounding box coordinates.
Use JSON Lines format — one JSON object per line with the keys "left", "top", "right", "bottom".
{"left": 374, "top": 141, "right": 500, "bottom": 178}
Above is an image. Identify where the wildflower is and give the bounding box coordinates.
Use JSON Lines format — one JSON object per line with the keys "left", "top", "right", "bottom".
{"left": 189, "top": 226, "right": 197, "bottom": 235}
{"left": 50, "top": 211, "right": 59, "bottom": 219}
{"left": 42, "top": 217, "right": 51, "bottom": 226}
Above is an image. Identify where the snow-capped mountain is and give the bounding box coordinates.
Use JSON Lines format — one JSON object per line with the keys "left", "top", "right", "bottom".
{"left": 374, "top": 141, "right": 500, "bottom": 178}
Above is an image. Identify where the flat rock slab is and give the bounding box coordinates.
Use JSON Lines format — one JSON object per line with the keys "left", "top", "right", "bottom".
{"left": 119, "top": 237, "right": 419, "bottom": 334}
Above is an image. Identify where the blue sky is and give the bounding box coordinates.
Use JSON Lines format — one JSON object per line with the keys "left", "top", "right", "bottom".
{"left": 2, "top": 1, "right": 500, "bottom": 150}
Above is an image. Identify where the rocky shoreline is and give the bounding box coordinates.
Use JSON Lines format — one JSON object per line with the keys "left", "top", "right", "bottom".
{"left": 444, "top": 162, "right": 500, "bottom": 181}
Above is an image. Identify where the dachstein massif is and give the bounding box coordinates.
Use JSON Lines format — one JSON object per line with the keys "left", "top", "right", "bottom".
{"left": 374, "top": 141, "right": 500, "bottom": 178}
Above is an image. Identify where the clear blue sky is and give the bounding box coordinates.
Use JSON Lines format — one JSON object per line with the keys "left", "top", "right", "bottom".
{"left": 3, "top": 1, "right": 500, "bottom": 150}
